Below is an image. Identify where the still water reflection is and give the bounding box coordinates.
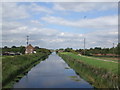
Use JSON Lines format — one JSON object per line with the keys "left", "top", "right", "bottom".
{"left": 14, "top": 52, "right": 93, "bottom": 88}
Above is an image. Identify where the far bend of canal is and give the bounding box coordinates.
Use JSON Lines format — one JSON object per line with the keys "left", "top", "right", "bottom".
{"left": 14, "top": 52, "right": 93, "bottom": 88}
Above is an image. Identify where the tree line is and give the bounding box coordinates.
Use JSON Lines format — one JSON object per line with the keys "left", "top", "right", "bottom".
{"left": 1, "top": 46, "right": 51, "bottom": 54}
{"left": 57, "top": 43, "right": 120, "bottom": 56}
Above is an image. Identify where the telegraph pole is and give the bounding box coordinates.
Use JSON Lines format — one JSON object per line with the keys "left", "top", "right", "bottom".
{"left": 113, "top": 43, "right": 114, "bottom": 57}
{"left": 84, "top": 38, "right": 86, "bottom": 55}
{"left": 27, "top": 36, "right": 29, "bottom": 46}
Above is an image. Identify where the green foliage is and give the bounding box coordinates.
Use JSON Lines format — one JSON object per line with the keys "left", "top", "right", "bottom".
{"left": 60, "top": 52, "right": 118, "bottom": 74}
{"left": 64, "top": 48, "right": 73, "bottom": 52}
{"left": 2, "top": 46, "right": 25, "bottom": 54}
{"left": 2, "top": 46, "right": 51, "bottom": 55}
{"left": 58, "top": 48, "right": 78, "bottom": 55}
{"left": 11, "top": 46, "right": 17, "bottom": 48}
{"left": 59, "top": 52, "right": 119, "bottom": 88}
{"left": 36, "top": 48, "right": 51, "bottom": 54}
{"left": 75, "top": 43, "right": 120, "bottom": 56}
{"left": 59, "top": 48, "right": 64, "bottom": 50}
{"left": 35, "top": 46, "right": 39, "bottom": 49}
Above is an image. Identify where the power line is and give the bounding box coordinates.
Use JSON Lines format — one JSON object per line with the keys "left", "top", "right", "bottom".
{"left": 113, "top": 43, "right": 114, "bottom": 57}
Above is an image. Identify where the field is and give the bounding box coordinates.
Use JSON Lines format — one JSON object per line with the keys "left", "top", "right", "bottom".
{"left": 2, "top": 51, "right": 51, "bottom": 88}
{"left": 89, "top": 56, "right": 119, "bottom": 62}
{"left": 59, "top": 52, "right": 119, "bottom": 88}
{"left": 60, "top": 52, "right": 118, "bottom": 74}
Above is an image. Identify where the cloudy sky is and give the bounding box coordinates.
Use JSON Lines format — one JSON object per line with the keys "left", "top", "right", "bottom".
{"left": 2, "top": 2, "right": 118, "bottom": 49}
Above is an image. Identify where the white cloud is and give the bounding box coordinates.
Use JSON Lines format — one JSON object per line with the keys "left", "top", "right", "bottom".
{"left": 2, "top": 3, "right": 30, "bottom": 20}
{"left": 2, "top": 20, "right": 118, "bottom": 48}
{"left": 2, "top": 18, "right": 118, "bottom": 48}
{"left": 53, "top": 2, "right": 117, "bottom": 12}
{"left": 29, "top": 3, "right": 53, "bottom": 14}
{"left": 2, "top": 2, "right": 53, "bottom": 20}
{"left": 2, "top": 2, "right": 118, "bottom": 49}
{"left": 41, "top": 15, "right": 118, "bottom": 29}
{"left": 2, "top": 21, "right": 59, "bottom": 36}
{"left": 84, "top": 29, "right": 118, "bottom": 48}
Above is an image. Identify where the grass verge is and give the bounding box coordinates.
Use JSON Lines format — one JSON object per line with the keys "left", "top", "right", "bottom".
{"left": 59, "top": 52, "right": 119, "bottom": 88}
{"left": 2, "top": 51, "right": 51, "bottom": 88}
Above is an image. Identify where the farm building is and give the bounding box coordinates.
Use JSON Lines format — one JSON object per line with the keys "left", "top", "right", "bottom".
{"left": 25, "top": 44, "right": 36, "bottom": 54}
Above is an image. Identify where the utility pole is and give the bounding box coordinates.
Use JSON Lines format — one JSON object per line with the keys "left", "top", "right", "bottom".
{"left": 113, "top": 43, "right": 114, "bottom": 57}
{"left": 27, "top": 36, "right": 29, "bottom": 46}
{"left": 84, "top": 38, "right": 86, "bottom": 55}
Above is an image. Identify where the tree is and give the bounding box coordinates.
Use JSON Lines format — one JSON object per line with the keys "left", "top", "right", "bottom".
{"left": 4, "top": 46, "right": 8, "bottom": 49}
{"left": 11, "top": 46, "right": 17, "bottom": 48}
{"left": 35, "top": 46, "right": 39, "bottom": 49}
{"left": 59, "top": 48, "right": 64, "bottom": 50}
{"left": 65, "top": 48, "right": 73, "bottom": 52}
{"left": 19, "top": 46, "right": 25, "bottom": 54}
{"left": 94, "top": 47, "right": 101, "bottom": 50}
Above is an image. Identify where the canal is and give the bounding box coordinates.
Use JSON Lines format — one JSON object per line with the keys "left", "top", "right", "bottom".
{"left": 14, "top": 52, "right": 93, "bottom": 88}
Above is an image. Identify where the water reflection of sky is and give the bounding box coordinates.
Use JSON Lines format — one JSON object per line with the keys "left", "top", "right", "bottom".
{"left": 14, "top": 53, "right": 93, "bottom": 88}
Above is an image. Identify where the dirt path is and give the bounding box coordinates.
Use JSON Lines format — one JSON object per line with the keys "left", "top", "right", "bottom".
{"left": 79, "top": 55, "right": 118, "bottom": 63}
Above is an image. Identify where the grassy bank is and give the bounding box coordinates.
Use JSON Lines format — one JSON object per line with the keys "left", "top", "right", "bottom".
{"left": 59, "top": 52, "right": 119, "bottom": 88}
{"left": 88, "top": 56, "right": 119, "bottom": 62}
{"left": 0, "top": 57, "right": 2, "bottom": 89}
{"left": 2, "top": 51, "right": 51, "bottom": 88}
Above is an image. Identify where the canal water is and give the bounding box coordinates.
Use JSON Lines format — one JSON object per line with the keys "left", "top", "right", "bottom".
{"left": 14, "top": 52, "right": 93, "bottom": 88}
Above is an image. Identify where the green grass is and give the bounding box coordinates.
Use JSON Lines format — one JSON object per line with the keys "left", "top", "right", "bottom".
{"left": 59, "top": 52, "right": 119, "bottom": 88}
{"left": 89, "top": 56, "right": 118, "bottom": 62}
{"left": 2, "top": 51, "right": 51, "bottom": 88}
{"left": 60, "top": 52, "right": 118, "bottom": 74}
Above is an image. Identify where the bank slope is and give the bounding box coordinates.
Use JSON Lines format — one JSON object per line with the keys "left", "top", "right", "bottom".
{"left": 59, "top": 52, "right": 119, "bottom": 88}
{"left": 2, "top": 50, "right": 51, "bottom": 88}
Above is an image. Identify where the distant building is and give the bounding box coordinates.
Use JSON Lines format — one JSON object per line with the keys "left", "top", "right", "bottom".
{"left": 25, "top": 44, "right": 36, "bottom": 54}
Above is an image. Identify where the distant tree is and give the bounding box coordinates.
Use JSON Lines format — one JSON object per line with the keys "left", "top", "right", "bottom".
{"left": 113, "top": 43, "right": 120, "bottom": 55}
{"left": 90, "top": 48, "right": 93, "bottom": 50}
{"left": 35, "top": 46, "right": 39, "bottom": 49}
{"left": 4, "top": 46, "right": 8, "bottom": 49}
{"left": 117, "top": 43, "right": 120, "bottom": 55}
{"left": 11, "top": 46, "right": 17, "bottom": 48}
{"left": 94, "top": 47, "right": 101, "bottom": 50}
{"left": 59, "top": 48, "right": 64, "bottom": 50}
{"left": 65, "top": 48, "right": 73, "bottom": 52}
{"left": 75, "top": 49, "right": 82, "bottom": 53}
{"left": 19, "top": 46, "right": 25, "bottom": 54}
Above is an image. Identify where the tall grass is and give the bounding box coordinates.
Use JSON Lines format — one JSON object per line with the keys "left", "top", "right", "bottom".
{"left": 59, "top": 52, "right": 119, "bottom": 88}
{"left": 2, "top": 51, "right": 51, "bottom": 87}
